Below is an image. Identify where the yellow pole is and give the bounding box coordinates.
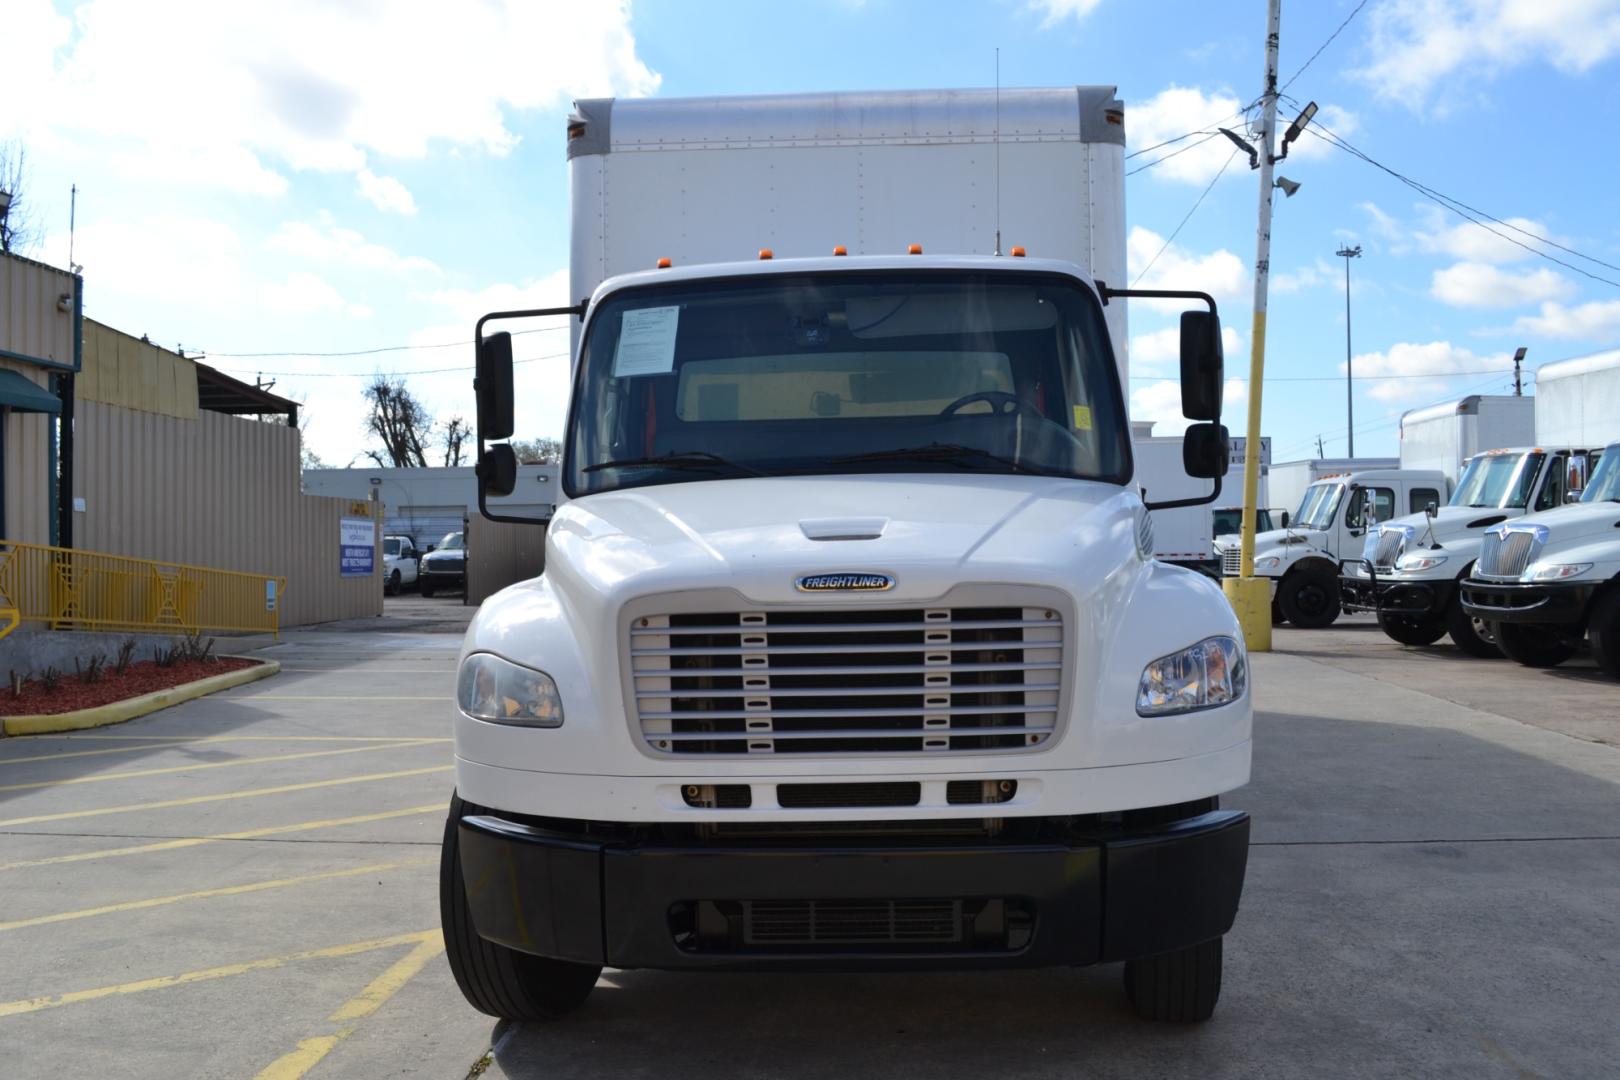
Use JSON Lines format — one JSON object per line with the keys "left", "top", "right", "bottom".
{"left": 1222, "top": 0, "right": 1282, "bottom": 653}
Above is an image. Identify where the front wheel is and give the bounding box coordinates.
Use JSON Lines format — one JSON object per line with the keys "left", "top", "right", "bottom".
{"left": 1445, "top": 594, "right": 1502, "bottom": 658}
{"left": 1123, "top": 937, "right": 1223, "bottom": 1022}
{"left": 386, "top": 569, "right": 402, "bottom": 596}
{"left": 1492, "top": 621, "right": 1578, "bottom": 668}
{"left": 420, "top": 580, "right": 435, "bottom": 598}
{"left": 1277, "top": 567, "right": 1340, "bottom": 629}
{"left": 440, "top": 795, "right": 602, "bottom": 1020}
{"left": 1586, "top": 591, "right": 1620, "bottom": 680}
{"left": 1377, "top": 611, "right": 1446, "bottom": 646}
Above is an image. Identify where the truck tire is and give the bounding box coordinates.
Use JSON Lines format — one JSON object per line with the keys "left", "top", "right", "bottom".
{"left": 1444, "top": 595, "right": 1502, "bottom": 659}
{"left": 386, "top": 569, "right": 401, "bottom": 596}
{"left": 1587, "top": 591, "right": 1620, "bottom": 680}
{"left": 1377, "top": 612, "right": 1446, "bottom": 646}
{"left": 1123, "top": 937, "right": 1222, "bottom": 1022}
{"left": 420, "top": 581, "right": 435, "bottom": 598}
{"left": 1271, "top": 598, "right": 1285, "bottom": 626}
{"left": 1277, "top": 567, "right": 1340, "bottom": 629}
{"left": 1491, "top": 622, "right": 1578, "bottom": 669}
{"left": 440, "top": 795, "right": 602, "bottom": 1020}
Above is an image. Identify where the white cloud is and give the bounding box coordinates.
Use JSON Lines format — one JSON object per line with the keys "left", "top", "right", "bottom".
{"left": 22, "top": 0, "right": 660, "bottom": 199}
{"left": 265, "top": 217, "right": 439, "bottom": 274}
{"left": 1347, "top": 341, "right": 1509, "bottom": 401}
{"left": 355, "top": 169, "right": 417, "bottom": 216}
{"left": 1132, "top": 377, "right": 1246, "bottom": 435}
{"left": 1416, "top": 212, "right": 1558, "bottom": 264}
{"left": 1285, "top": 104, "right": 1358, "bottom": 160}
{"left": 1512, "top": 299, "right": 1620, "bottom": 341}
{"left": 47, "top": 215, "right": 244, "bottom": 304}
{"left": 1029, "top": 0, "right": 1104, "bottom": 27}
{"left": 1131, "top": 325, "right": 1242, "bottom": 374}
{"left": 1126, "top": 226, "right": 1249, "bottom": 313}
{"left": 1430, "top": 262, "right": 1574, "bottom": 309}
{"left": 1129, "top": 86, "right": 1246, "bottom": 184}
{"left": 262, "top": 271, "right": 371, "bottom": 318}
{"left": 1357, "top": 0, "right": 1620, "bottom": 108}
{"left": 1272, "top": 259, "right": 1338, "bottom": 294}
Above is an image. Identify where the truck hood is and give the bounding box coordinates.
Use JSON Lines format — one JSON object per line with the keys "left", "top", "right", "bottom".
{"left": 543, "top": 474, "right": 1138, "bottom": 607}
{"left": 1505, "top": 501, "right": 1620, "bottom": 550}
{"left": 1374, "top": 505, "right": 1519, "bottom": 547}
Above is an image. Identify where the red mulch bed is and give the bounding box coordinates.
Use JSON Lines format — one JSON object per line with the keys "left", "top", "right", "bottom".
{"left": 0, "top": 657, "right": 262, "bottom": 716}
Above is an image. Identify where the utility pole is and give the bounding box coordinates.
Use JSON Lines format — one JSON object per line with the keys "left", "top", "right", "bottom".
{"left": 1316, "top": 434, "right": 1325, "bottom": 457}
{"left": 1512, "top": 346, "right": 1527, "bottom": 395}
{"left": 1336, "top": 244, "right": 1361, "bottom": 456}
{"left": 1223, "top": 0, "right": 1283, "bottom": 653}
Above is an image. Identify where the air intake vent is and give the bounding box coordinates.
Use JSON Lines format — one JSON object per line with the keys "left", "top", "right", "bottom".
{"left": 777, "top": 782, "right": 920, "bottom": 808}
{"left": 682, "top": 784, "right": 752, "bottom": 808}
{"left": 946, "top": 779, "right": 1018, "bottom": 804}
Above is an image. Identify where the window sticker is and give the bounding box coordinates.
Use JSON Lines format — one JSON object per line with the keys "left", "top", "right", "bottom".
{"left": 1072, "top": 404, "right": 1093, "bottom": 431}
{"left": 612, "top": 306, "right": 681, "bottom": 377}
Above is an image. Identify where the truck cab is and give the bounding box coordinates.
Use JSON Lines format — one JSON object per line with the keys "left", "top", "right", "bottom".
{"left": 1461, "top": 441, "right": 1620, "bottom": 678}
{"left": 1341, "top": 446, "right": 1600, "bottom": 655}
{"left": 442, "top": 253, "right": 1251, "bottom": 1025}
{"left": 1217, "top": 469, "right": 1449, "bottom": 628}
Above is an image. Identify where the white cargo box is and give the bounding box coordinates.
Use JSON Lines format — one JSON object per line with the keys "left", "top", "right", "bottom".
{"left": 1534, "top": 348, "right": 1620, "bottom": 448}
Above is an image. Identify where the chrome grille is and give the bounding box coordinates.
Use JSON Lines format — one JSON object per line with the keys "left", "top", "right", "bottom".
{"left": 1476, "top": 528, "right": 1541, "bottom": 579}
{"left": 1372, "top": 528, "right": 1407, "bottom": 569}
{"left": 1221, "top": 546, "right": 1242, "bottom": 576}
{"left": 628, "top": 604, "right": 1063, "bottom": 755}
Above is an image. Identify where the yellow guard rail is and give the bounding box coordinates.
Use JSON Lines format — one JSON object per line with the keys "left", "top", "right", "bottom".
{"left": 0, "top": 541, "right": 285, "bottom": 637}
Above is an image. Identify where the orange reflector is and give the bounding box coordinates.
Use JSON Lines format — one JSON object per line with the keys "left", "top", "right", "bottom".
{"left": 907, "top": 243, "right": 923, "bottom": 255}
{"left": 1010, "top": 246, "right": 1026, "bottom": 257}
{"left": 833, "top": 245, "right": 848, "bottom": 256}
{"left": 656, "top": 257, "right": 672, "bottom": 269}
{"left": 759, "top": 248, "right": 774, "bottom": 260}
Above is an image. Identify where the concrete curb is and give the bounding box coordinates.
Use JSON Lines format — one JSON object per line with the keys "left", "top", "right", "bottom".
{"left": 0, "top": 657, "right": 281, "bottom": 737}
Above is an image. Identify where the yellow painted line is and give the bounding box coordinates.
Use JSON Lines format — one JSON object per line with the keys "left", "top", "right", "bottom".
{"left": 253, "top": 934, "right": 445, "bottom": 1079}
{"left": 0, "top": 803, "right": 444, "bottom": 872}
{"left": 1, "top": 660, "right": 279, "bottom": 736}
{"left": 35, "top": 734, "right": 451, "bottom": 743}
{"left": 0, "top": 858, "right": 435, "bottom": 932}
{"left": 0, "top": 765, "right": 452, "bottom": 828}
{"left": 0, "top": 741, "right": 207, "bottom": 765}
{"left": 0, "top": 930, "right": 437, "bottom": 1018}
{"left": 0, "top": 740, "right": 442, "bottom": 794}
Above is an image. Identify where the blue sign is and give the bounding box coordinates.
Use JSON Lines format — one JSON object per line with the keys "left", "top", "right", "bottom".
{"left": 340, "top": 517, "right": 375, "bottom": 577}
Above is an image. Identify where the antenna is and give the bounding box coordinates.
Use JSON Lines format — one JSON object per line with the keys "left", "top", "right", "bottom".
{"left": 994, "top": 47, "right": 1002, "bottom": 257}
{"left": 68, "top": 183, "right": 77, "bottom": 271}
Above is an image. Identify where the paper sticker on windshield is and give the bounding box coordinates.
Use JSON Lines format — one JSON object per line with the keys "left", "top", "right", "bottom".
{"left": 1072, "top": 405, "right": 1093, "bottom": 431}
{"left": 613, "top": 306, "right": 680, "bottom": 377}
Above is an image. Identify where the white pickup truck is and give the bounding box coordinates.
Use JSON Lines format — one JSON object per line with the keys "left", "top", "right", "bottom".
{"left": 438, "top": 88, "right": 1251, "bottom": 1026}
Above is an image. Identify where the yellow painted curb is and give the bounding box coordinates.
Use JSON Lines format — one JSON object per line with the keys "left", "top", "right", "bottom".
{"left": 1, "top": 658, "right": 281, "bottom": 737}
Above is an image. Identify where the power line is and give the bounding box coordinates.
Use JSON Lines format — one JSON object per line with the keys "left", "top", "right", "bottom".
{"left": 1280, "top": 0, "right": 1371, "bottom": 92}
{"left": 203, "top": 322, "right": 569, "bottom": 360}
{"left": 1132, "top": 149, "right": 1241, "bottom": 284}
{"left": 1126, "top": 130, "right": 1224, "bottom": 177}
{"left": 213, "top": 350, "right": 570, "bottom": 380}
{"left": 1271, "top": 372, "right": 1519, "bottom": 459}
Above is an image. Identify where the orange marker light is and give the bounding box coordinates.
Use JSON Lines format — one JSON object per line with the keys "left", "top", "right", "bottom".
{"left": 907, "top": 243, "right": 923, "bottom": 255}
{"left": 759, "top": 248, "right": 774, "bottom": 260}
{"left": 656, "top": 257, "right": 672, "bottom": 269}
{"left": 832, "top": 245, "right": 848, "bottom": 256}
{"left": 1010, "top": 246, "right": 1026, "bottom": 257}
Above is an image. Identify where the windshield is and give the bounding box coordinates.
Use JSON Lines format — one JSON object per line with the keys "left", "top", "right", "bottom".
{"left": 438, "top": 532, "right": 464, "bottom": 551}
{"left": 383, "top": 539, "right": 401, "bottom": 557}
{"left": 564, "top": 271, "right": 1130, "bottom": 496}
{"left": 1294, "top": 483, "right": 1343, "bottom": 529}
{"left": 1582, "top": 448, "right": 1620, "bottom": 502}
{"left": 1450, "top": 452, "right": 1543, "bottom": 509}
{"left": 1213, "top": 509, "right": 1274, "bottom": 536}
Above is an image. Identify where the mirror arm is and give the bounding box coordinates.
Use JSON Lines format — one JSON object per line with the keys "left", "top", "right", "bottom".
{"left": 474, "top": 302, "right": 586, "bottom": 526}
{"left": 1096, "top": 283, "right": 1218, "bottom": 318}
{"left": 1144, "top": 472, "right": 1222, "bottom": 512}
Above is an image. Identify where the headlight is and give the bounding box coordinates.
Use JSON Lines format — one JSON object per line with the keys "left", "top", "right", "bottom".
{"left": 1522, "top": 562, "right": 1593, "bottom": 582}
{"left": 1137, "top": 635, "right": 1248, "bottom": 717}
{"left": 457, "top": 653, "right": 564, "bottom": 727}
{"left": 1396, "top": 554, "right": 1448, "bottom": 572}
{"left": 1254, "top": 556, "right": 1281, "bottom": 571}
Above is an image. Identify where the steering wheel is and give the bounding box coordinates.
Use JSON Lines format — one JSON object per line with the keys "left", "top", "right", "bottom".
{"left": 938, "top": 391, "right": 1042, "bottom": 419}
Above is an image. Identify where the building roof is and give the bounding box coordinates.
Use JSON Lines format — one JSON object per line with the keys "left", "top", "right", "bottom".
{"left": 193, "top": 362, "right": 299, "bottom": 418}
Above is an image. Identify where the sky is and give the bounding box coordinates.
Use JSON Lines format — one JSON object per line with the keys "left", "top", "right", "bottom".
{"left": 7, "top": 0, "right": 1620, "bottom": 469}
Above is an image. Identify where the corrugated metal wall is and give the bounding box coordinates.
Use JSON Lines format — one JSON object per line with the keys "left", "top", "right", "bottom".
{"left": 79, "top": 321, "right": 200, "bottom": 418}
{"left": 1, "top": 368, "right": 56, "bottom": 546}
{"left": 464, "top": 516, "right": 547, "bottom": 606}
{"left": 73, "top": 401, "right": 381, "bottom": 627}
{"left": 0, "top": 254, "right": 77, "bottom": 368}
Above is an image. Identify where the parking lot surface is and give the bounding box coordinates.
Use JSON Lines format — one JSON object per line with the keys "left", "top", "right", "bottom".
{"left": 1, "top": 604, "right": 1616, "bottom": 1078}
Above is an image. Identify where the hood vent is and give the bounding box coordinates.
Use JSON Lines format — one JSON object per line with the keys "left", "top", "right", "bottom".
{"left": 1466, "top": 515, "right": 1508, "bottom": 529}
{"left": 800, "top": 517, "right": 888, "bottom": 541}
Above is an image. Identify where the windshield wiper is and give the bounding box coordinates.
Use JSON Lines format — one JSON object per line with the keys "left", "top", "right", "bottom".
{"left": 583, "top": 451, "right": 763, "bottom": 476}
{"left": 829, "top": 442, "right": 1034, "bottom": 473}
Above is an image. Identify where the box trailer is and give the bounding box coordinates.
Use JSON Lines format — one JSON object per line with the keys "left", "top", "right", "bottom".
{"left": 1534, "top": 349, "right": 1620, "bottom": 449}
{"left": 1399, "top": 395, "right": 1534, "bottom": 486}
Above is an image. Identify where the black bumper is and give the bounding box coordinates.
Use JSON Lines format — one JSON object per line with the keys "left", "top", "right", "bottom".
{"left": 457, "top": 810, "right": 1250, "bottom": 971}
{"left": 1459, "top": 578, "right": 1595, "bottom": 626}
{"left": 1339, "top": 568, "right": 1455, "bottom": 617}
{"left": 419, "top": 566, "right": 465, "bottom": 584}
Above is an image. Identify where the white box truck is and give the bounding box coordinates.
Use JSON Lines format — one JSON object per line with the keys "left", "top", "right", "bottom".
{"left": 1398, "top": 394, "right": 1534, "bottom": 482}
{"left": 444, "top": 88, "right": 1251, "bottom": 1025}
{"left": 1266, "top": 457, "right": 1397, "bottom": 528}
{"left": 1138, "top": 433, "right": 1271, "bottom": 575}
{"left": 1533, "top": 348, "right": 1620, "bottom": 447}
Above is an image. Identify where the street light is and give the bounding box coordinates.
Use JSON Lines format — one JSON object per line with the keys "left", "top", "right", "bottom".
{"left": 1336, "top": 244, "right": 1362, "bottom": 457}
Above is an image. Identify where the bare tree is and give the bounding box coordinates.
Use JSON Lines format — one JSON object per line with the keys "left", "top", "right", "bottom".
{"left": 0, "top": 141, "right": 38, "bottom": 255}
{"left": 362, "top": 376, "right": 431, "bottom": 467}
{"left": 509, "top": 436, "right": 563, "bottom": 464}
{"left": 442, "top": 415, "right": 470, "bottom": 467}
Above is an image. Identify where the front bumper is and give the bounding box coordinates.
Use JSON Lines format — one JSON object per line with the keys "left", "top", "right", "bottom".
{"left": 1459, "top": 578, "right": 1595, "bottom": 626}
{"left": 1338, "top": 562, "right": 1454, "bottom": 617}
{"left": 456, "top": 807, "right": 1250, "bottom": 971}
{"left": 420, "top": 563, "right": 465, "bottom": 583}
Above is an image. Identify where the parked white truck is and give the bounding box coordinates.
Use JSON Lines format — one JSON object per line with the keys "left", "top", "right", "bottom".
{"left": 1136, "top": 434, "right": 1270, "bottom": 576}
{"left": 441, "top": 89, "right": 1251, "bottom": 1025}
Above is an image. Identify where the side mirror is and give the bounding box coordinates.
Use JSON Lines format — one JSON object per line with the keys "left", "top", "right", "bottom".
{"left": 1183, "top": 422, "right": 1230, "bottom": 479}
{"left": 1566, "top": 489, "right": 1583, "bottom": 504}
{"left": 1179, "top": 311, "right": 1225, "bottom": 421}
{"left": 476, "top": 332, "right": 515, "bottom": 441}
{"left": 1280, "top": 510, "right": 1290, "bottom": 529}
{"left": 1425, "top": 501, "right": 1438, "bottom": 517}
{"left": 477, "top": 444, "right": 518, "bottom": 497}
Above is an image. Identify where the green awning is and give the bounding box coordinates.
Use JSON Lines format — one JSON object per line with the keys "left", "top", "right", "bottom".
{"left": 0, "top": 370, "right": 61, "bottom": 414}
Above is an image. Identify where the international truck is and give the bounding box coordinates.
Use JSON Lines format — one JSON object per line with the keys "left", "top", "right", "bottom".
{"left": 1266, "top": 456, "right": 1397, "bottom": 524}
{"left": 441, "top": 88, "right": 1251, "bottom": 1025}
